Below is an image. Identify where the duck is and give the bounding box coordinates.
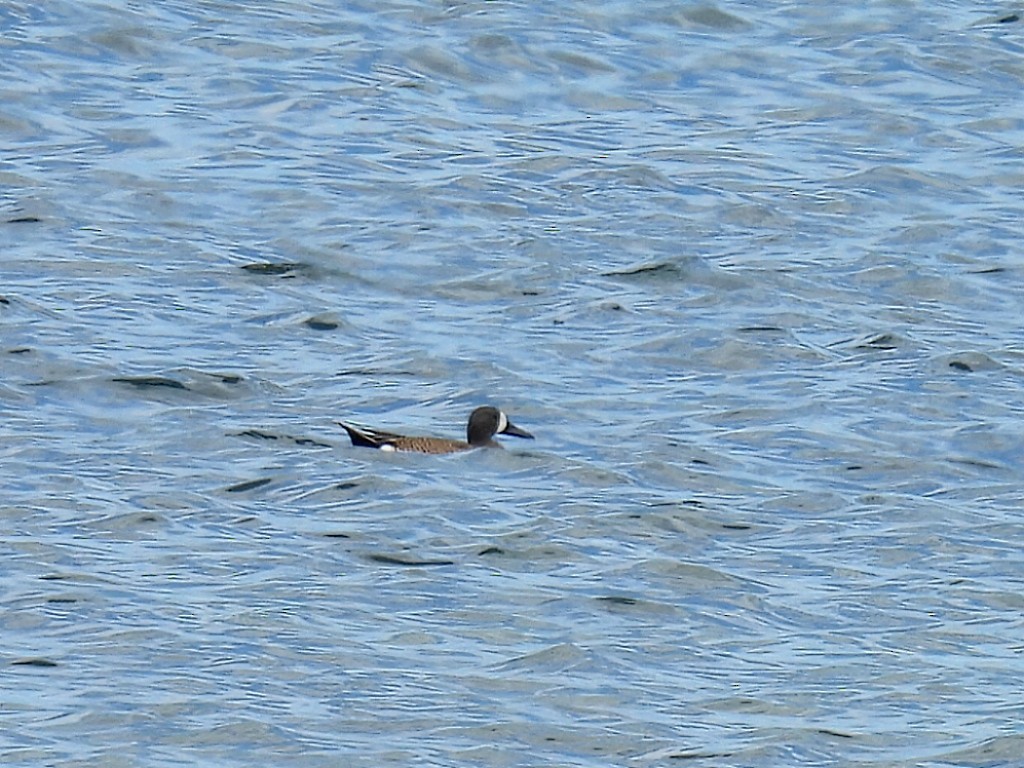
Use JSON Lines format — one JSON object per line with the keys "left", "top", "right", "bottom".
{"left": 338, "top": 406, "right": 534, "bottom": 454}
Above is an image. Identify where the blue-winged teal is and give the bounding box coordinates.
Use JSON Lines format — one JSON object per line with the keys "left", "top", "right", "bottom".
{"left": 338, "top": 406, "right": 534, "bottom": 454}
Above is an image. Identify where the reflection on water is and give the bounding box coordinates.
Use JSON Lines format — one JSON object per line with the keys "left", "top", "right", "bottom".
{"left": 3, "top": 1, "right": 1023, "bottom": 766}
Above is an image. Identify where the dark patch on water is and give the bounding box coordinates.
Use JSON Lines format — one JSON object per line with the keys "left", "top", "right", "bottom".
{"left": 239, "top": 261, "right": 310, "bottom": 277}
{"left": 238, "top": 429, "right": 279, "bottom": 441}
{"left": 367, "top": 553, "right": 455, "bottom": 567}
{"left": 950, "top": 456, "right": 1001, "bottom": 470}
{"left": 596, "top": 595, "right": 639, "bottom": 606}
{"left": 852, "top": 333, "right": 902, "bottom": 351}
{"left": 817, "top": 728, "right": 855, "bottom": 739}
{"left": 293, "top": 436, "right": 332, "bottom": 447}
{"left": 335, "top": 368, "right": 416, "bottom": 377}
{"left": 225, "top": 477, "right": 273, "bottom": 493}
{"left": 12, "top": 658, "right": 59, "bottom": 668}
{"left": 112, "top": 376, "right": 188, "bottom": 390}
{"left": 661, "top": 747, "right": 735, "bottom": 759}
{"left": 305, "top": 316, "right": 339, "bottom": 331}
{"left": 234, "top": 429, "right": 332, "bottom": 448}
{"left": 603, "top": 261, "right": 682, "bottom": 279}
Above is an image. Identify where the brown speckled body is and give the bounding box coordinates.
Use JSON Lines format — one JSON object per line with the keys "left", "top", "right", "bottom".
{"left": 338, "top": 406, "right": 533, "bottom": 454}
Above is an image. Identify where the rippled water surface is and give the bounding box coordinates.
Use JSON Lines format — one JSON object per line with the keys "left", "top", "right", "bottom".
{"left": 3, "top": 1, "right": 1024, "bottom": 765}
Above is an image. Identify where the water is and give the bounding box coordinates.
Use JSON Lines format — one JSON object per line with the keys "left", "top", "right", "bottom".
{"left": 3, "top": 1, "right": 1024, "bottom": 765}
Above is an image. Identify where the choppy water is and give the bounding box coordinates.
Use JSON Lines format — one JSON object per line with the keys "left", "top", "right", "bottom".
{"left": 3, "top": 1, "right": 1024, "bottom": 766}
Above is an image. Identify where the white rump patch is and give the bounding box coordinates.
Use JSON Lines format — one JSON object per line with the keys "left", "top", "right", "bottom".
{"left": 380, "top": 443, "right": 397, "bottom": 452}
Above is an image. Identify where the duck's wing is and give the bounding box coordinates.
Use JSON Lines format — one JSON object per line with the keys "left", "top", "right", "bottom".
{"left": 337, "top": 421, "right": 406, "bottom": 450}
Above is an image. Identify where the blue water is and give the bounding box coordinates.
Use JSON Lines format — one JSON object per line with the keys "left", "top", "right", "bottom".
{"left": 3, "top": 1, "right": 1024, "bottom": 766}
